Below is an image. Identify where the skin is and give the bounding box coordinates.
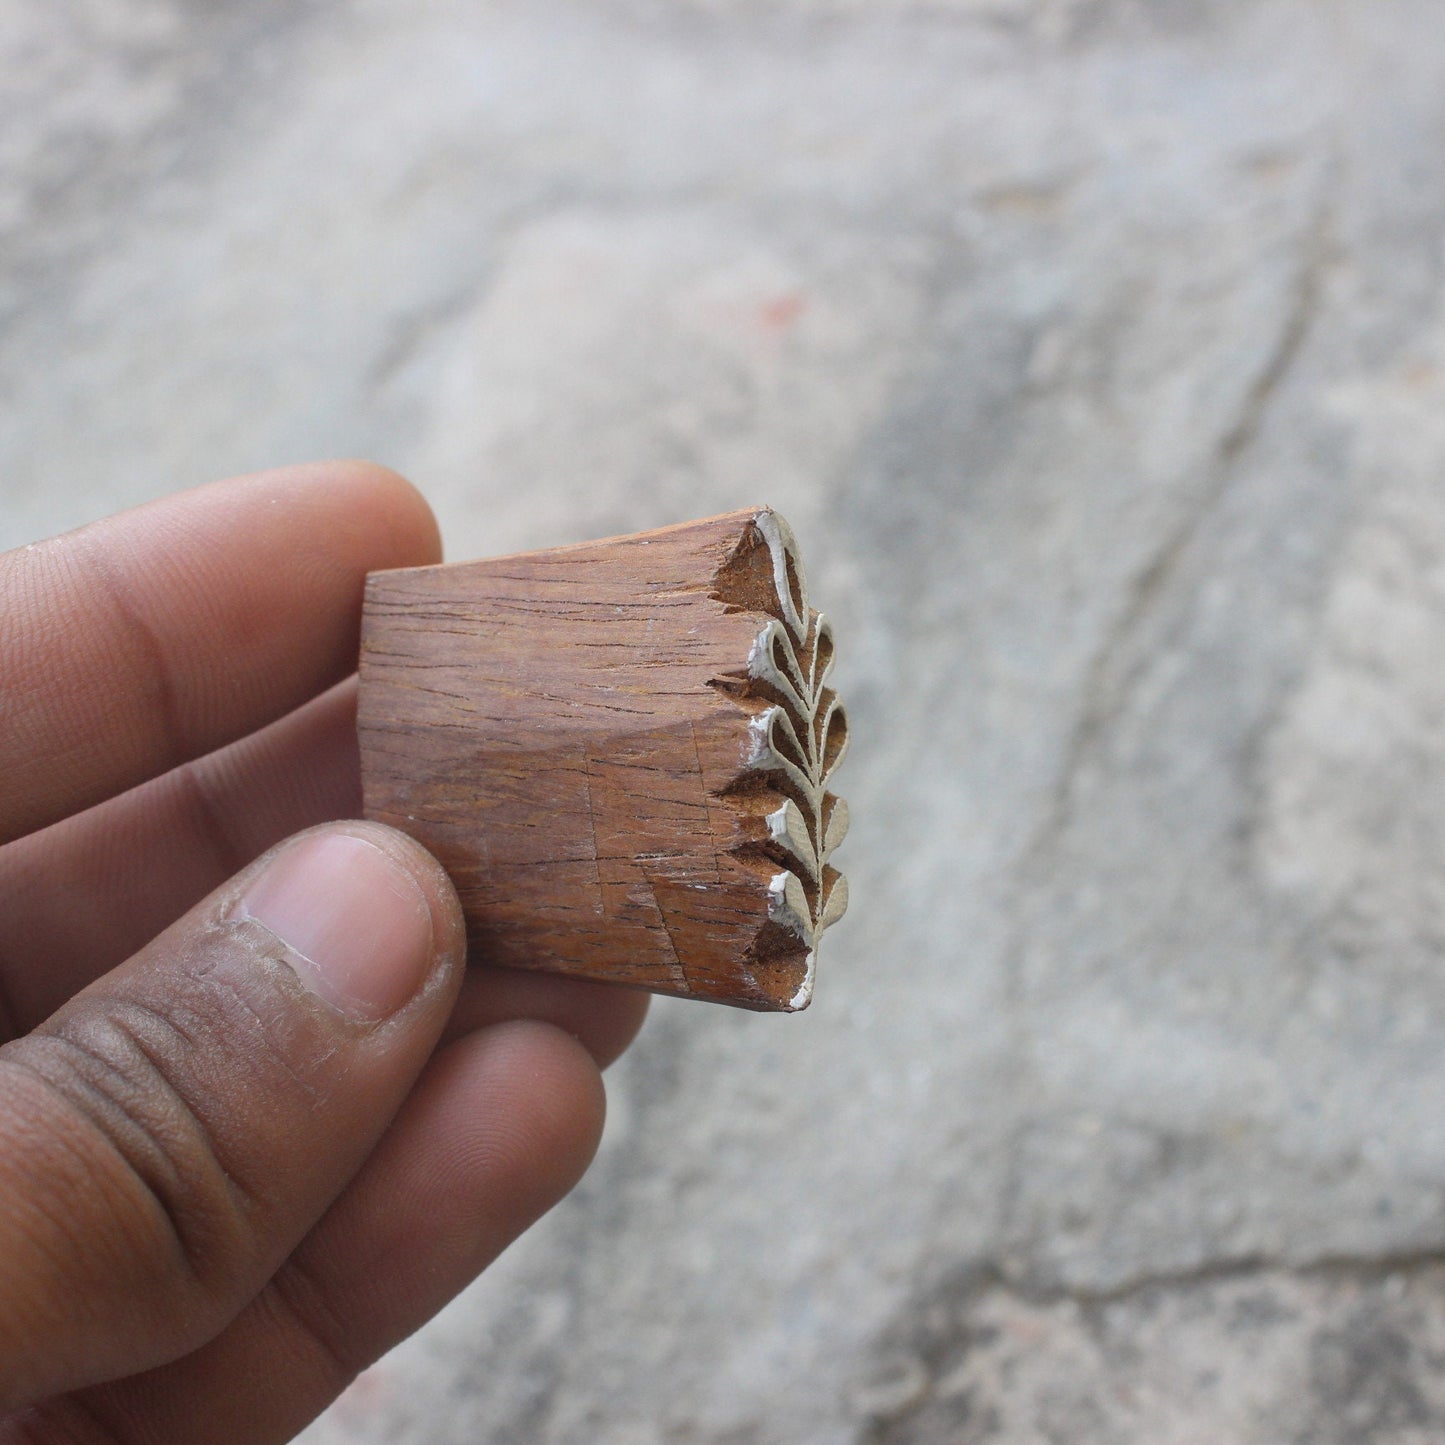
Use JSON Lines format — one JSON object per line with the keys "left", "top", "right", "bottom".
{"left": 0, "top": 462, "right": 649, "bottom": 1443}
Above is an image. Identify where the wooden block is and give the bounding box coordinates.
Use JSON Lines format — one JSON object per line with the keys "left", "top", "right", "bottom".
{"left": 356, "top": 508, "right": 849, "bottom": 1011}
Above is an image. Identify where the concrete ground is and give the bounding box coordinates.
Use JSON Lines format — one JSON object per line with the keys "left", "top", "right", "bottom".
{"left": 6, "top": 1, "right": 1445, "bottom": 1440}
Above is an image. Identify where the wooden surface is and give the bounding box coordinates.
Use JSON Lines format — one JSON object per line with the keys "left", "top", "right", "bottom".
{"left": 357, "top": 508, "right": 848, "bottom": 1010}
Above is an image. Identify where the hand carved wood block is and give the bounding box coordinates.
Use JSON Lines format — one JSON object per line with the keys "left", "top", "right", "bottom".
{"left": 356, "top": 508, "right": 849, "bottom": 1011}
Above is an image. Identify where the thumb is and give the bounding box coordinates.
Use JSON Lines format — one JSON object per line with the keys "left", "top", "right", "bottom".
{"left": 0, "top": 822, "right": 464, "bottom": 1412}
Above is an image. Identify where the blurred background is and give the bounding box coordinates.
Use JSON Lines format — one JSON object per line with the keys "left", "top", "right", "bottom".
{"left": 6, "top": 1, "right": 1445, "bottom": 1440}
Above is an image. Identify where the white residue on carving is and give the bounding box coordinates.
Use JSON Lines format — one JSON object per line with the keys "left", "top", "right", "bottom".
{"left": 788, "top": 952, "right": 816, "bottom": 1011}
{"left": 752, "top": 508, "right": 809, "bottom": 640}
{"left": 767, "top": 869, "right": 813, "bottom": 945}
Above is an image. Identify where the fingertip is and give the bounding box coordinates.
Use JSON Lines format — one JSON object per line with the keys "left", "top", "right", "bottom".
{"left": 382, "top": 1020, "right": 608, "bottom": 1264}
{"left": 231, "top": 824, "right": 467, "bottom": 1022}
{"left": 319, "top": 460, "right": 443, "bottom": 568}
{"left": 233, "top": 460, "right": 441, "bottom": 574}
{"left": 326, "top": 1020, "right": 607, "bottom": 1304}
{"left": 460, "top": 1020, "right": 608, "bottom": 1211}
{"left": 341, "top": 818, "right": 466, "bottom": 954}
{"left": 446, "top": 967, "right": 652, "bottom": 1070}
{"left": 248, "top": 820, "right": 469, "bottom": 999}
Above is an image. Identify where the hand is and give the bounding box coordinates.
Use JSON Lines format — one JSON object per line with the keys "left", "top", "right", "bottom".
{"left": 0, "top": 463, "right": 648, "bottom": 1442}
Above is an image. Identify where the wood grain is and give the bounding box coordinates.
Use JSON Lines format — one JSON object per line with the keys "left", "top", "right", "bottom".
{"left": 356, "top": 508, "right": 848, "bottom": 1010}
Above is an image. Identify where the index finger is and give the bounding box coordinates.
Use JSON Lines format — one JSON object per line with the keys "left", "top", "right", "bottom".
{"left": 0, "top": 461, "right": 441, "bottom": 845}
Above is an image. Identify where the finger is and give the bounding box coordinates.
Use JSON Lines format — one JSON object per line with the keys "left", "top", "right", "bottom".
{"left": 0, "top": 460, "right": 439, "bottom": 845}
{"left": 0, "top": 680, "right": 653, "bottom": 1063}
{"left": 446, "top": 964, "right": 651, "bottom": 1071}
{"left": 0, "top": 683, "right": 362, "bottom": 1037}
{"left": 0, "top": 821, "right": 465, "bottom": 1412}
{"left": 16, "top": 1023, "right": 605, "bottom": 1445}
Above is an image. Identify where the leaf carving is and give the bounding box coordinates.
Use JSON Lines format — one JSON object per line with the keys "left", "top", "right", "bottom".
{"left": 712, "top": 509, "right": 850, "bottom": 1008}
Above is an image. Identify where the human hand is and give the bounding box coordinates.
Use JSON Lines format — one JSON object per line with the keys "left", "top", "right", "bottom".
{"left": 0, "top": 463, "right": 648, "bottom": 1442}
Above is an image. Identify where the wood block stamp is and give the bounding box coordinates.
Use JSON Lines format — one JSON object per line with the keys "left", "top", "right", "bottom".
{"left": 357, "top": 508, "right": 848, "bottom": 1011}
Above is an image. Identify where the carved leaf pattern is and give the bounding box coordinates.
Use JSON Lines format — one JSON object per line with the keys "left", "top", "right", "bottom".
{"left": 732, "top": 511, "right": 850, "bottom": 1006}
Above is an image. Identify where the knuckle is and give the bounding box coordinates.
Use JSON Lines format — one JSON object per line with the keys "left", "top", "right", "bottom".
{"left": 77, "top": 536, "right": 193, "bottom": 773}
{"left": 0, "top": 912, "right": 353, "bottom": 1402}
{"left": 264, "top": 1259, "right": 361, "bottom": 1398}
{"left": 6, "top": 990, "right": 256, "bottom": 1308}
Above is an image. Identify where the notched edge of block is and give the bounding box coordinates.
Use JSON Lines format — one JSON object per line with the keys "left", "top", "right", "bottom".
{"left": 708, "top": 508, "right": 850, "bottom": 1011}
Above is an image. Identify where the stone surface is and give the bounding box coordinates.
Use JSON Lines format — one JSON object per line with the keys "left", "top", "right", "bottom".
{"left": 6, "top": 1, "right": 1445, "bottom": 1440}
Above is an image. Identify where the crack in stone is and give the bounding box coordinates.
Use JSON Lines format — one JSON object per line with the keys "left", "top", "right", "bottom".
{"left": 1020, "top": 1244, "right": 1445, "bottom": 1308}
{"left": 1029, "top": 169, "right": 1337, "bottom": 864}
{"left": 878, "top": 1244, "right": 1445, "bottom": 1327}
{"left": 987, "top": 166, "right": 1341, "bottom": 1295}
{"left": 859, "top": 1245, "right": 1445, "bottom": 1444}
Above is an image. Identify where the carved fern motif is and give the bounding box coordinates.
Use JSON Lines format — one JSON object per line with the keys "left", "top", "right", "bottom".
{"left": 717, "top": 510, "right": 850, "bottom": 1009}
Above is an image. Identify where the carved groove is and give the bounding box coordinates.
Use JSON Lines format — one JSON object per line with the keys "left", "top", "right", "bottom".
{"left": 712, "top": 509, "right": 850, "bottom": 1008}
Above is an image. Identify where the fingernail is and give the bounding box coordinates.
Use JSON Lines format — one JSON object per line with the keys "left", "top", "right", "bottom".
{"left": 234, "top": 832, "right": 435, "bottom": 1021}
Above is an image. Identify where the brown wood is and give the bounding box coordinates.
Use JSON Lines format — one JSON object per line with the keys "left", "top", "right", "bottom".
{"left": 356, "top": 508, "right": 848, "bottom": 1011}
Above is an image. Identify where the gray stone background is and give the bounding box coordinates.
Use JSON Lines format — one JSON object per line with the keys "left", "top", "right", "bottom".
{"left": 5, "top": 0, "right": 1445, "bottom": 1439}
